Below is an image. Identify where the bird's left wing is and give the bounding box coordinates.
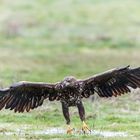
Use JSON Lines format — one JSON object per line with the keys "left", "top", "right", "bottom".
{"left": 80, "top": 66, "right": 140, "bottom": 98}
{"left": 0, "top": 81, "right": 58, "bottom": 112}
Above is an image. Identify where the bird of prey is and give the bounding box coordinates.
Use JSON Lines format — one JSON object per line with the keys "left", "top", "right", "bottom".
{"left": 0, "top": 65, "right": 140, "bottom": 134}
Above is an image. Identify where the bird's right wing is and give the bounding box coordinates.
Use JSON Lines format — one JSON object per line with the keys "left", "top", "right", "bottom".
{"left": 0, "top": 81, "right": 58, "bottom": 112}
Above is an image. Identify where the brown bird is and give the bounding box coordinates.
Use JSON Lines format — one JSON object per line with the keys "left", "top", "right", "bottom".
{"left": 0, "top": 65, "right": 140, "bottom": 134}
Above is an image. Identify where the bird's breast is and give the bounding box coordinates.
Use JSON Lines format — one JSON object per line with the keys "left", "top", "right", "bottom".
{"left": 60, "top": 88, "right": 81, "bottom": 106}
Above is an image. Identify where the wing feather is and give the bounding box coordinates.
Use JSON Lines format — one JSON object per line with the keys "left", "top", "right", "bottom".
{"left": 0, "top": 81, "right": 58, "bottom": 112}
{"left": 81, "top": 66, "right": 140, "bottom": 98}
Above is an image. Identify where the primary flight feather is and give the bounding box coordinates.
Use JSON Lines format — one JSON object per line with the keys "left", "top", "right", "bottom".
{"left": 0, "top": 65, "right": 140, "bottom": 134}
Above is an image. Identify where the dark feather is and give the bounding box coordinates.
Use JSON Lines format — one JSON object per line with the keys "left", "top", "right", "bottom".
{"left": 0, "top": 81, "right": 57, "bottom": 112}
{"left": 82, "top": 66, "right": 140, "bottom": 98}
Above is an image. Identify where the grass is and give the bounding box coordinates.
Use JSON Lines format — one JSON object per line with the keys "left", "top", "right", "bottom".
{"left": 0, "top": 0, "right": 140, "bottom": 139}
{"left": 0, "top": 95, "right": 140, "bottom": 140}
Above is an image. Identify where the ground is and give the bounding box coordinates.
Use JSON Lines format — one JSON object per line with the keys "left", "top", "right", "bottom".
{"left": 0, "top": 0, "right": 140, "bottom": 139}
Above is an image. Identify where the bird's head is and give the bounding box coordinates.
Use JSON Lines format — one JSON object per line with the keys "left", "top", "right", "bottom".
{"left": 62, "top": 76, "right": 77, "bottom": 88}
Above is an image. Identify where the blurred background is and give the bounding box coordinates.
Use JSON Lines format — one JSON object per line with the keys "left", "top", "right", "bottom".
{"left": 0, "top": 0, "right": 140, "bottom": 139}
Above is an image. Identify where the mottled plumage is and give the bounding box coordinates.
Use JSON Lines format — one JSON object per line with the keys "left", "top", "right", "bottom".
{"left": 0, "top": 65, "right": 140, "bottom": 133}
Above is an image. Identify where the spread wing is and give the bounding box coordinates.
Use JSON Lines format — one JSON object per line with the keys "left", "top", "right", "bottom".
{"left": 81, "top": 66, "right": 140, "bottom": 98}
{"left": 0, "top": 81, "right": 58, "bottom": 112}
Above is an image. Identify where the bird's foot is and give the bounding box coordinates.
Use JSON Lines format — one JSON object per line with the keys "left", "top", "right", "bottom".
{"left": 81, "top": 121, "right": 91, "bottom": 134}
{"left": 67, "top": 125, "right": 74, "bottom": 134}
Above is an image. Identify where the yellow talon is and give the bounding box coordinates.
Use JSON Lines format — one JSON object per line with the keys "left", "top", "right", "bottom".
{"left": 82, "top": 121, "right": 91, "bottom": 134}
{"left": 67, "top": 125, "right": 74, "bottom": 134}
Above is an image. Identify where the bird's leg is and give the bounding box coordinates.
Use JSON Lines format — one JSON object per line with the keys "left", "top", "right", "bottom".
{"left": 61, "top": 102, "right": 74, "bottom": 134}
{"left": 77, "top": 101, "right": 91, "bottom": 134}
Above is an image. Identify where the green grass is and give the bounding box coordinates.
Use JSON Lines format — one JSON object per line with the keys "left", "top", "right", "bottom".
{"left": 0, "top": 0, "right": 140, "bottom": 139}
